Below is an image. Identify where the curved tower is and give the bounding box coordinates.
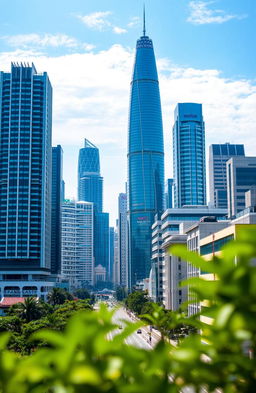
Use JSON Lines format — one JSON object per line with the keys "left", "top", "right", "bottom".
{"left": 128, "top": 18, "right": 164, "bottom": 288}
{"left": 78, "top": 139, "right": 103, "bottom": 212}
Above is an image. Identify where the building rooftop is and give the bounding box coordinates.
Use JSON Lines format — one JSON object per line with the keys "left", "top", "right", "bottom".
{"left": 0, "top": 297, "right": 25, "bottom": 307}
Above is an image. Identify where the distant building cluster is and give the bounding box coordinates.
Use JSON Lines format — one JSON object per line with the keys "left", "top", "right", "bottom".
{"left": 0, "top": 22, "right": 255, "bottom": 305}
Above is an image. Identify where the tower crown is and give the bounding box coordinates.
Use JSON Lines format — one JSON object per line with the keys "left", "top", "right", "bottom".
{"left": 143, "top": 4, "right": 146, "bottom": 36}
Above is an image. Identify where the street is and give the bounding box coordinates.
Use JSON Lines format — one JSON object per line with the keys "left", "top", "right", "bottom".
{"left": 108, "top": 306, "right": 207, "bottom": 393}
{"left": 108, "top": 306, "right": 153, "bottom": 350}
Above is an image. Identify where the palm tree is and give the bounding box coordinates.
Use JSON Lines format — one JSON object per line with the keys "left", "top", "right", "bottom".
{"left": 47, "top": 287, "right": 70, "bottom": 306}
{"left": 19, "top": 297, "right": 41, "bottom": 323}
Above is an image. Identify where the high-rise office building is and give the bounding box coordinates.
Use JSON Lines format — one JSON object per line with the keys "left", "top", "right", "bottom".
{"left": 151, "top": 214, "right": 164, "bottom": 303}
{"left": 78, "top": 139, "right": 103, "bottom": 212}
{"left": 173, "top": 103, "right": 206, "bottom": 208}
{"left": 209, "top": 143, "right": 245, "bottom": 209}
{"left": 94, "top": 212, "right": 109, "bottom": 278}
{"left": 0, "top": 63, "right": 53, "bottom": 298}
{"left": 113, "top": 226, "right": 119, "bottom": 285}
{"left": 51, "top": 145, "right": 63, "bottom": 275}
{"left": 109, "top": 227, "right": 114, "bottom": 283}
{"left": 127, "top": 20, "right": 164, "bottom": 288}
{"left": 117, "top": 193, "right": 128, "bottom": 287}
{"left": 226, "top": 156, "right": 256, "bottom": 218}
{"left": 78, "top": 138, "right": 110, "bottom": 282}
{"left": 165, "top": 179, "right": 173, "bottom": 209}
{"left": 61, "top": 180, "right": 65, "bottom": 202}
{"left": 61, "top": 201, "right": 94, "bottom": 288}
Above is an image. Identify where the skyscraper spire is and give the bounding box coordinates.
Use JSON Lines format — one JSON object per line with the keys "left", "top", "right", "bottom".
{"left": 143, "top": 4, "right": 146, "bottom": 36}
{"left": 128, "top": 17, "right": 164, "bottom": 289}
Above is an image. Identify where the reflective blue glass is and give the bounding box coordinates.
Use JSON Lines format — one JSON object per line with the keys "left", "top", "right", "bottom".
{"left": 173, "top": 103, "right": 206, "bottom": 208}
{"left": 0, "top": 63, "right": 52, "bottom": 270}
{"left": 78, "top": 139, "right": 103, "bottom": 212}
{"left": 128, "top": 34, "right": 164, "bottom": 288}
{"left": 51, "top": 145, "right": 63, "bottom": 275}
{"left": 94, "top": 212, "right": 109, "bottom": 278}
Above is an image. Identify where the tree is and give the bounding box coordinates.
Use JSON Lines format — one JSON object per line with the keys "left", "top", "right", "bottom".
{"left": 125, "top": 291, "right": 148, "bottom": 314}
{"left": 141, "top": 303, "right": 195, "bottom": 341}
{"left": 0, "top": 316, "right": 22, "bottom": 334}
{"left": 47, "top": 287, "right": 73, "bottom": 306}
{"left": 73, "top": 288, "right": 91, "bottom": 300}
{"left": 115, "top": 286, "right": 127, "bottom": 301}
{"left": 8, "top": 297, "right": 43, "bottom": 323}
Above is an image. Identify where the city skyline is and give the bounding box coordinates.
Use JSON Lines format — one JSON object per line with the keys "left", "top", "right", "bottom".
{"left": 0, "top": 0, "right": 255, "bottom": 225}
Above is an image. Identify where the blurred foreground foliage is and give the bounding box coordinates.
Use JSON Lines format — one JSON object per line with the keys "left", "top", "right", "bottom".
{"left": 0, "top": 226, "right": 255, "bottom": 392}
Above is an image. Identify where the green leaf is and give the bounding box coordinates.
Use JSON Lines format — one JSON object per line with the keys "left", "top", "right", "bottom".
{"left": 214, "top": 304, "right": 234, "bottom": 329}
{"left": 0, "top": 332, "right": 10, "bottom": 349}
{"left": 69, "top": 365, "right": 101, "bottom": 385}
{"left": 170, "top": 245, "right": 221, "bottom": 274}
{"left": 32, "top": 329, "right": 65, "bottom": 347}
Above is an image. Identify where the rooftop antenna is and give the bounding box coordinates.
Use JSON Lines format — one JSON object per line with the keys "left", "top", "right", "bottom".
{"left": 143, "top": 4, "right": 146, "bottom": 36}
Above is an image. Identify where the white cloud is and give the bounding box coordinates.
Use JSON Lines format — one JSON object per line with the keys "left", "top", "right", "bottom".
{"left": 1, "top": 33, "right": 94, "bottom": 51}
{"left": 187, "top": 1, "right": 247, "bottom": 25}
{"left": 77, "top": 11, "right": 112, "bottom": 31}
{"left": 0, "top": 46, "right": 255, "bottom": 224}
{"left": 127, "top": 16, "right": 140, "bottom": 28}
{"left": 77, "top": 11, "right": 127, "bottom": 34}
{"left": 113, "top": 26, "right": 127, "bottom": 34}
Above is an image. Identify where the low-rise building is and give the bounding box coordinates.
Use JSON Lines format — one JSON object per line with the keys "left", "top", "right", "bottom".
{"left": 0, "top": 297, "right": 26, "bottom": 316}
{"left": 186, "top": 219, "right": 230, "bottom": 316}
{"left": 162, "top": 234, "right": 187, "bottom": 310}
{"left": 94, "top": 264, "right": 106, "bottom": 284}
{"left": 151, "top": 206, "right": 227, "bottom": 306}
{"left": 199, "top": 224, "right": 256, "bottom": 325}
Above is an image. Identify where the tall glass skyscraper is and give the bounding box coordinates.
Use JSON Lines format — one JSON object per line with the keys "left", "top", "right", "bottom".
{"left": 78, "top": 139, "right": 103, "bottom": 212}
{"left": 94, "top": 212, "right": 109, "bottom": 278}
{"left": 118, "top": 193, "right": 128, "bottom": 287}
{"left": 78, "top": 139, "right": 110, "bottom": 282}
{"left": 165, "top": 178, "right": 173, "bottom": 209}
{"left": 0, "top": 63, "right": 52, "bottom": 272}
{"left": 51, "top": 145, "right": 63, "bottom": 275}
{"left": 127, "top": 23, "right": 164, "bottom": 288}
{"left": 109, "top": 227, "right": 114, "bottom": 282}
{"left": 173, "top": 103, "right": 206, "bottom": 208}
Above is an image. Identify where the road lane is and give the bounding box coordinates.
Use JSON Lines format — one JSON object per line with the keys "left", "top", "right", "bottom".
{"left": 109, "top": 307, "right": 153, "bottom": 350}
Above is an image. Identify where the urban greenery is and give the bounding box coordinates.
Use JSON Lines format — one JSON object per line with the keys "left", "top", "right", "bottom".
{"left": 3, "top": 298, "right": 92, "bottom": 354}
{"left": 47, "top": 287, "right": 74, "bottom": 305}
{"left": 124, "top": 290, "right": 149, "bottom": 314}
{"left": 0, "top": 226, "right": 255, "bottom": 392}
{"left": 115, "top": 286, "right": 127, "bottom": 301}
{"left": 73, "top": 288, "right": 91, "bottom": 300}
{"left": 125, "top": 291, "right": 194, "bottom": 341}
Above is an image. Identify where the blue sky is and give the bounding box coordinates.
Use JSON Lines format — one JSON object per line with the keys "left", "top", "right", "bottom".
{"left": 0, "top": 0, "right": 255, "bottom": 224}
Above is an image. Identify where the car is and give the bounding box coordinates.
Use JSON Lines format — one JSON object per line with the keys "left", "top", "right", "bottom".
{"left": 118, "top": 325, "right": 123, "bottom": 329}
{"left": 137, "top": 329, "right": 142, "bottom": 334}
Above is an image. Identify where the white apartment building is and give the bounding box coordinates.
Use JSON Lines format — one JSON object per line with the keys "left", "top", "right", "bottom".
{"left": 61, "top": 201, "right": 94, "bottom": 288}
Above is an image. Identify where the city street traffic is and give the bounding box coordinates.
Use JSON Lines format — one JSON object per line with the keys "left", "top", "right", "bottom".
{"left": 107, "top": 306, "right": 158, "bottom": 350}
